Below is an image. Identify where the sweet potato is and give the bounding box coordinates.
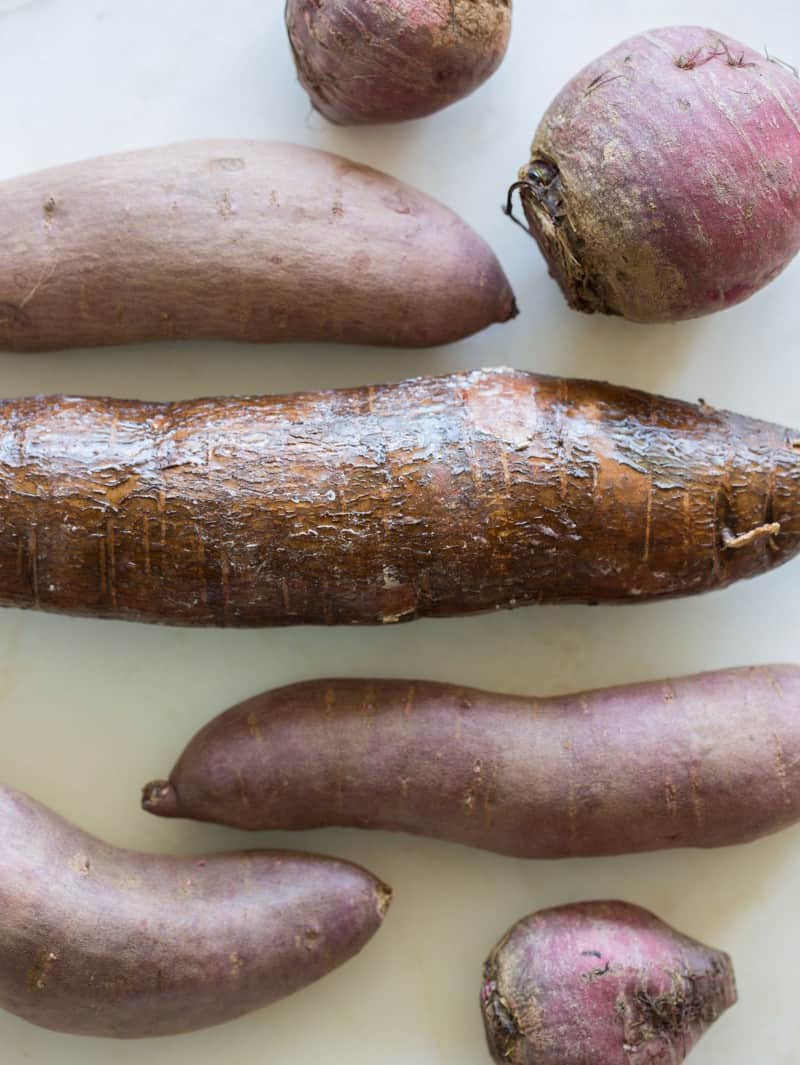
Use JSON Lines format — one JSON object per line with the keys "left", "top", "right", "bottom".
{"left": 0, "top": 784, "right": 390, "bottom": 1038}
{"left": 508, "top": 26, "right": 800, "bottom": 321}
{"left": 285, "top": 0, "right": 512, "bottom": 124}
{"left": 482, "top": 901, "right": 736, "bottom": 1064}
{"left": 1, "top": 368, "right": 799, "bottom": 625}
{"left": 142, "top": 665, "right": 800, "bottom": 858}
{"left": 0, "top": 140, "right": 515, "bottom": 352}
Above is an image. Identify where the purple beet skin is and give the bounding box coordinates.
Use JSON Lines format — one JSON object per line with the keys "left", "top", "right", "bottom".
{"left": 0, "top": 785, "right": 391, "bottom": 1038}
{"left": 510, "top": 25, "right": 800, "bottom": 322}
{"left": 482, "top": 901, "right": 737, "bottom": 1064}
{"left": 285, "top": 0, "right": 512, "bottom": 124}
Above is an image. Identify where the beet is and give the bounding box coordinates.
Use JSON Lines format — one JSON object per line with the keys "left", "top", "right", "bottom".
{"left": 509, "top": 26, "right": 800, "bottom": 322}
{"left": 285, "top": 0, "right": 512, "bottom": 125}
{"left": 482, "top": 901, "right": 737, "bottom": 1064}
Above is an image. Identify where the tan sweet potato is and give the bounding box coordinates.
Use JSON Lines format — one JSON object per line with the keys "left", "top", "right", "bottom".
{"left": 482, "top": 901, "right": 736, "bottom": 1063}
{"left": 0, "top": 140, "right": 515, "bottom": 351}
{"left": 142, "top": 666, "right": 800, "bottom": 858}
{"left": 0, "top": 784, "right": 391, "bottom": 1038}
{"left": 0, "top": 368, "right": 798, "bottom": 626}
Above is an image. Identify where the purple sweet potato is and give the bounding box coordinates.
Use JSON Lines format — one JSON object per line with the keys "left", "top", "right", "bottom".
{"left": 0, "top": 784, "right": 390, "bottom": 1038}
{"left": 508, "top": 26, "right": 800, "bottom": 321}
{"left": 285, "top": 0, "right": 512, "bottom": 125}
{"left": 143, "top": 665, "right": 800, "bottom": 858}
{"left": 482, "top": 901, "right": 736, "bottom": 1064}
{"left": 0, "top": 140, "right": 516, "bottom": 352}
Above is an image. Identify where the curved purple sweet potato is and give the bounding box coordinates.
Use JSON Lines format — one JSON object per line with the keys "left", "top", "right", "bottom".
{"left": 0, "top": 785, "right": 390, "bottom": 1038}
{"left": 143, "top": 664, "right": 800, "bottom": 858}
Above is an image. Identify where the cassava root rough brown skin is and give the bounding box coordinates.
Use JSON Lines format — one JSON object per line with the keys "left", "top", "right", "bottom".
{"left": 482, "top": 901, "right": 736, "bottom": 1064}
{"left": 510, "top": 26, "right": 800, "bottom": 322}
{"left": 142, "top": 666, "right": 800, "bottom": 858}
{"left": 0, "top": 140, "right": 516, "bottom": 352}
{"left": 285, "top": 0, "right": 512, "bottom": 125}
{"left": 0, "top": 784, "right": 391, "bottom": 1039}
{"left": 2, "top": 368, "right": 800, "bottom": 626}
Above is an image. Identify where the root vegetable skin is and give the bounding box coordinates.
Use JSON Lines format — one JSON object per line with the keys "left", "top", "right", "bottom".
{"left": 0, "top": 140, "right": 515, "bottom": 352}
{"left": 0, "top": 785, "right": 390, "bottom": 1039}
{"left": 512, "top": 26, "right": 800, "bottom": 322}
{"left": 482, "top": 901, "right": 737, "bottom": 1065}
{"left": 285, "top": 0, "right": 512, "bottom": 125}
{"left": 142, "top": 665, "right": 800, "bottom": 858}
{"left": 2, "top": 368, "right": 800, "bottom": 626}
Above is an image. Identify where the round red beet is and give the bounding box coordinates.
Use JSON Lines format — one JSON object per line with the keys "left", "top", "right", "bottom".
{"left": 285, "top": 0, "right": 512, "bottom": 125}
{"left": 509, "top": 26, "right": 800, "bottom": 322}
{"left": 482, "top": 901, "right": 737, "bottom": 1064}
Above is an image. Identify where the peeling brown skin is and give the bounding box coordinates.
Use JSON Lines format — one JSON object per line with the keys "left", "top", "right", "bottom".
{"left": 285, "top": 0, "right": 512, "bottom": 125}
{"left": 1, "top": 368, "right": 800, "bottom": 626}
{"left": 143, "top": 665, "right": 800, "bottom": 858}
{"left": 0, "top": 140, "right": 516, "bottom": 352}
{"left": 510, "top": 26, "right": 800, "bottom": 322}
{"left": 482, "top": 901, "right": 737, "bottom": 1064}
{"left": 0, "top": 784, "right": 390, "bottom": 1039}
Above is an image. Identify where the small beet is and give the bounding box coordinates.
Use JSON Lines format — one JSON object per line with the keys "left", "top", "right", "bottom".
{"left": 482, "top": 901, "right": 737, "bottom": 1065}
{"left": 509, "top": 26, "right": 800, "bottom": 322}
{"left": 285, "top": 0, "right": 512, "bottom": 125}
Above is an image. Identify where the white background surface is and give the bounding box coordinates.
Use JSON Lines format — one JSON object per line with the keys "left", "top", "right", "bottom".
{"left": 0, "top": 1, "right": 798, "bottom": 1061}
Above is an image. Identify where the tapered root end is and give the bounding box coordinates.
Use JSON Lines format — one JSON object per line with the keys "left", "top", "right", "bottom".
{"left": 507, "top": 158, "right": 616, "bottom": 317}
{"left": 481, "top": 960, "right": 522, "bottom": 1064}
{"left": 141, "top": 780, "right": 180, "bottom": 818}
{"left": 375, "top": 881, "right": 394, "bottom": 921}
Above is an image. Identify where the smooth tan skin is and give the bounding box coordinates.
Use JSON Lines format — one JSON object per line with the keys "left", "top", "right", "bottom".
{"left": 0, "top": 140, "right": 516, "bottom": 351}
{"left": 0, "top": 785, "right": 391, "bottom": 1039}
{"left": 482, "top": 902, "right": 736, "bottom": 1064}
{"left": 143, "top": 666, "right": 800, "bottom": 858}
{"left": 0, "top": 368, "right": 798, "bottom": 626}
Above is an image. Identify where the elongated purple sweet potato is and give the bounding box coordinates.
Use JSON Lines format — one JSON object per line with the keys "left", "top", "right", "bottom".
{"left": 0, "top": 140, "right": 515, "bottom": 351}
{"left": 509, "top": 26, "right": 800, "bottom": 321}
{"left": 0, "top": 784, "right": 390, "bottom": 1038}
{"left": 2, "top": 369, "right": 800, "bottom": 626}
{"left": 143, "top": 665, "right": 800, "bottom": 858}
{"left": 286, "top": 0, "right": 512, "bottom": 124}
{"left": 482, "top": 901, "right": 736, "bottom": 1064}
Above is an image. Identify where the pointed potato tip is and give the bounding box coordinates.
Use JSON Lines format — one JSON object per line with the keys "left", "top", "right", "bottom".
{"left": 375, "top": 880, "right": 393, "bottom": 920}
{"left": 141, "top": 779, "right": 180, "bottom": 818}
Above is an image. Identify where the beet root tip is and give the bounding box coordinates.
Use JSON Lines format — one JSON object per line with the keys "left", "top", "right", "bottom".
{"left": 481, "top": 962, "right": 523, "bottom": 1064}
{"left": 510, "top": 159, "right": 614, "bottom": 316}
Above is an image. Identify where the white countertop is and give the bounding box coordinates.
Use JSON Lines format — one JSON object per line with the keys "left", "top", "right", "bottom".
{"left": 1, "top": 1, "right": 799, "bottom": 1061}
